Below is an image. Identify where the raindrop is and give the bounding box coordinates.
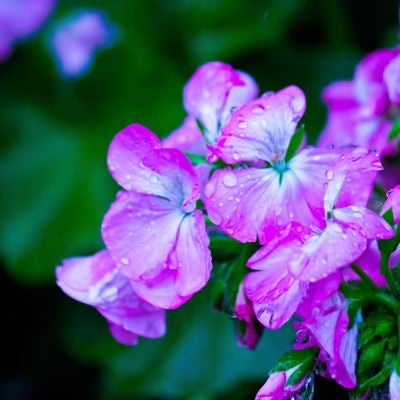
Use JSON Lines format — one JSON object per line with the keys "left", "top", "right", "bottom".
{"left": 251, "top": 104, "right": 264, "bottom": 114}
{"left": 232, "top": 152, "right": 240, "bottom": 161}
{"left": 222, "top": 171, "right": 238, "bottom": 187}
{"left": 325, "top": 169, "right": 334, "bottom": 180}
{"left": 120, "top": 257, "right": 130, "bottom": 265}
{"left": 291, "top": 96, "right": 305, "bottom": 113}
{"left": 238, "top": 121, "right": 247, "bottom": 129}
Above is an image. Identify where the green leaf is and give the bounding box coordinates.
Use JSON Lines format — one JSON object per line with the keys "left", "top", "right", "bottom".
{"left": 270, "top": 347, "right": 319, "bottom": 377}
{"left": 388, "top": 117, "right": 400, "bottom": 140}
{"left": 285, "top": 124, "right": 305, "bottom": 162}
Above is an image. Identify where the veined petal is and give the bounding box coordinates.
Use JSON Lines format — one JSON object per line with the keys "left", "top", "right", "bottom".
{"left": 245, "top": 225, "right": 309, "bottom": 328}
{"left": 204, "top": 167, "right": 280, "bottom": 243}
{"left": 107, "top": 123, "right": 199, "bottom": 203}
{"left": 183, "top": 61, "right": 244, "bottom": 142}
{"left": 102, "top": 190, "right": 184, "bottom": 279}
{"left": 56, "top": 249, "right": 167, "bottom": 343}
{"left": 333, "top": 205, "right": 394, "bottom": 239}
{"left": 215, "top": 86, "right": 306, "bottom": 164}
{"left": 107, "top": 123, "right": 161, "bottom": 191}
{"left": 173, "top": 210, "right": 212, "bottom": 296}
{"left": 383, "top": 55, "right": 400, "bottom": 104}
{"left": 56, "top": 249, "right": 114, "bottom": 305}
{"left": 324, "top": 147, "right": 382, "bottom": 211}
{"left": 130, "top": 268, "right": 192, "bottom": 309}
{"left": 162, "top": 116, "right": 207, "bottom": 156}
{"left": 290, "top": 222, "right": 367, "bottom": 282}
{"left": 382, "top": 185, "right": 400, "bottom": 224}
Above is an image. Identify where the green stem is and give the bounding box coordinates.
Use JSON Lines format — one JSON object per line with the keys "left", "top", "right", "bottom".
{"left": 350, "top": 263, "right": 379, "bottom": 292}
{"left": 381, "top": 254, "right": 400, "bottom": 300}
{"left": 366, "top": 292, "right": 400, "bottom": 314}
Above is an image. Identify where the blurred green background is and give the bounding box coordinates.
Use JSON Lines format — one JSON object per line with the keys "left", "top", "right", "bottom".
{"left": 0, "top": 0, "right": 398, "bottom": 399}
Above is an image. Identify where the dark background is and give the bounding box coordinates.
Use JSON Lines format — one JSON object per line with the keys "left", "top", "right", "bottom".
{"left": 0, "top": 0, "right": 398, "bottom": 398}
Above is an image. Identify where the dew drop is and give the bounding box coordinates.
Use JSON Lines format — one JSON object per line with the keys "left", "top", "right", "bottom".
{"left": 325, "top": 169, "right": 334, "bottom": 180}
{"left": 120, "top": 257, "right": 130, "bottom": 265}
{"left": 232, "top": 152, "right": 240, "bottom": 161}
{"left": 222, "top": 171, "right": 238, "bottom": 187}
{"left": 251, "top": 105, "right": 264, "bottom": 114}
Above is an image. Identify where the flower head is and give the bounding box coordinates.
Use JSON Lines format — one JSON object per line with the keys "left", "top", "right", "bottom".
{"left": 102, "top": 124, "right": 212, "bottom": 309}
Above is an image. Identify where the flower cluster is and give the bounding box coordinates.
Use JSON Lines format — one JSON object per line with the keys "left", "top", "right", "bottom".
{"left": 57, "top": 53, "right": 400, "bottom": 398}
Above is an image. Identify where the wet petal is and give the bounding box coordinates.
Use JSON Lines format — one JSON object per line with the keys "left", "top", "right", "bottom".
{"left": 383, "top": 54, "right": 400, "bottom": 104}
{"left": 56, "top": 249, "right": 167, "bottom": 343}
{"left": 173, "top": 211, "right": 212, "bottom": 296}
{"left": 108, "top": 123, "right": 199, "bottom": 205}
{"left": 215, "top": 86, "right": 306, "bottom": 164}
{"left": 382, "top": 185, "right": 400, "bottom": 224}
{"left": 333, "top": 205, "right": 394, "bottom": 239}
{"left": 290, "top": 222, "right": 367, "bottom": 282}
{"left": 130, "top": 268, "right": 192, "bottom": 309}
{"left": 162, "top": 116, "right": 207, "bottom": 156}
{"left": 102, "top": 190, "right": 183, "bottom": 279}
{"left": 183, "top": 61, "right": 245, "bottom": 142}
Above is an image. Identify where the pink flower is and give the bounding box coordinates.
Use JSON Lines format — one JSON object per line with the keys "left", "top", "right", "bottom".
{"left": 233, "top": 283, "right": 261, "bottom": 349}
{"left": 204, "top": 85, "right": 343, "bottom": 244}
{"left": 297, "top": 292, "right": 357, "bottom": 388}
{"left": 255, "top": 368, "right": 311, "bottom": 400}
{"left": 183, "top": 61, "right": 258, "bottom": 145}
{"left": 162, "top": 116, "right": 207, "bottom": 156}
{"left": 244, "top": 224, "right": 310, "bottom": 329}
{"left": 0, "top": 0, "right": 55, "bottom": 61}
{"left": 102, "top": 124, "right": 212, "bottom": 309}
{"left": 382, "top": 185, "right": 400, "bottom": 223}
{"left": 50, "top": 9, "right": 117, "bottom": 77}
{"left": 56, "top": 249, "right": 166, "bottom": 345}
{"left": 319, "top": 47, "right": 400, "bottom": 156}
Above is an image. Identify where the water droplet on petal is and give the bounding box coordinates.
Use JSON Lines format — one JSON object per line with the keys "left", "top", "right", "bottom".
{"left": 238, "top": 121, "right": 247, "bottom": 129}
{"left": 232, "top": 152, "right": 240, "bottom": 161}
{"left": 251, "top": 104, "right": 264, "bottom": 114}
{"left": 325, "top": 169, "right": 334, "bottom": 180}
{"left": 222, "top": 171, "right": 238, "bottom": 187}
{"left": 120, "top": 257, "right": 130, "bottom": 265}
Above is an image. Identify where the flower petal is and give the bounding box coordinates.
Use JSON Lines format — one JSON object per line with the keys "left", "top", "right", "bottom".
{"left": 102, "top": 190, "right": 183, "bottom": 279}
{"left": 215, "top": 86, "right": 306, "bottom": 164}
{"left": 290, "top": 222, "right": 367, "bottom": 282}
{"left": 333, "top": 205, "right": 394, "bottom": 239}
{"left": 172, "top": 210, "right": 212, "bottom": 296}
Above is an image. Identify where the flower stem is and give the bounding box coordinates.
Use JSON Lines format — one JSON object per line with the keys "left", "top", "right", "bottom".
{"left": 350, "top": 263, "right": 379, "bottom": 292}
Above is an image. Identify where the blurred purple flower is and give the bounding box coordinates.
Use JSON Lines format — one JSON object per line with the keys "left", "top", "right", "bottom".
{"left": 319, "top": 48, "right": 400, "bottom": 156}
{"left": 50, "top": 9, "right": 117, "bottom": 77}
{"left": 0, "top": 0, "right": 55, "bottom": 61}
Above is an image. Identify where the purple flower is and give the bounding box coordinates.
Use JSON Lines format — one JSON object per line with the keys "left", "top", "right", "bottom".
{"left": 390, "top": 369, "right": 400, "bottom": 400}
{"left": 56, "top": 249, "right": 166, "bottom": 345}
{"left": 233, "top": 283, "right": 261, "bottom": 349}
{"left": 244, "top": 223, "right": 310, "bottom": 329}
{"left": 296, "top": 291, "right": 358, "bottom": 388}
{"left": 382, "top": 185, "right": 400, "bottom": 223}
{"left": 255, "top": 368, "right": 311, "bottom": 400}
{"left": 0, "top": 0, "right": 55, "bottom": 61}
{"left": 203, "top": 86, "right": 342, "bottom": 244}
{"left": 101, "top": 124, "right": 212, "bottom": 309}
{"left": 50, "top": 9, "right": 116, "bottom": 77}
{"left": 319, "top": 47, "right": 400, "bottom": 156}
{"left": 182, "top": 61, "right": 259, "bottom": 146}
